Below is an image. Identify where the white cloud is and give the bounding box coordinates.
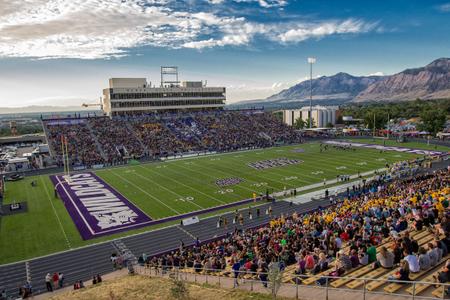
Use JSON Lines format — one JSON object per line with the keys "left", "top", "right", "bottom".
{"left": 278, "top": 19, "right": 377, "bottom": 43}
{"left": 234, "top": 0, "right": 287, "bottom": 8}
{"left": 0, "top": 1, "right": 378, "bottom": 59}
{"left": 208, "top": 0, "right": 287, "bottom": 7}
{"left": 437, "top": 3, "right": 450, "bottom": 12}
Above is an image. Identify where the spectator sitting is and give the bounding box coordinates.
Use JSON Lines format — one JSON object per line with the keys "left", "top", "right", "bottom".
{"left": 388, "top": 260, "right": 410, "bottom": 282}
{"left": 403, "top": 250, "right": 420, "bottom": 273}
{"left": 434, "top": 259, "right": 450, "bottom": 284}
{"left": 418, "top": 247, "right": 431, "bottom": 271}
{"left": 373, "top": 246, "right": 394, "bottom": 269}
{"left": 312, "top": 252, "right": 329, "bottom": 275}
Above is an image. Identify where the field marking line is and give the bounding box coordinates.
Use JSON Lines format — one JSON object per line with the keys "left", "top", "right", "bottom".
{"left": 40, "top": 176, "right": 72, "bottom": 249}
{"left": 189, "top": 157, "right": 280, "bottom": 191}
{"left": 170, "top": 162, "right": 255, "bottom": 200}
{"left": 198, "top": 156, "right": 283, "bottom": 189}
{"left": 107, "top": 169, "right": 181, "bottom": 215}
{"left": 174, "top": 162, "right": 257, "bottom": 194}
{"left": 131, "top": 169, "right": 205, "bottom": 210}
{"left": 213, "top": 148, "right": 375, "bottom": 185}
{"left": 93, "top": 173, "right": 154, "bottom": 221}
{"left": 137, "top": 165, "right": 226, "bottom": 205}
{"left": 219, "top": 155, "right": 303, "bottom": 187}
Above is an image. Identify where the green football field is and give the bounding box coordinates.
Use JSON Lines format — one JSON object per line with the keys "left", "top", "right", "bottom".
{"left": 1, "top": 140, "right": 448, "bottom": 264}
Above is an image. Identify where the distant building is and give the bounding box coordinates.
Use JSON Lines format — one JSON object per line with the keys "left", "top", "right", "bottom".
{"left": 282, "top": 106, "right": 338, "bottom": 128}
{"left": 102, "top": 67, "right": 226, "bottom": 116}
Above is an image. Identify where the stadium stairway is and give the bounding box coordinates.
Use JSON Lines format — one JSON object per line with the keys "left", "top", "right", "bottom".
{"left": 85, "top": 121, "right": 108, "bottom": 161}
{"left": 124, "top": 122, "right": 148, "bottom": 154}
{"left": 40, "top": 121, "right": 55, "bottom": 158}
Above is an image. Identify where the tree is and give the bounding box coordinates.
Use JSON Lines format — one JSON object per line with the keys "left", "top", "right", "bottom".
{"left": 268, "top": 262, "right": 283, "bottom": 299}
{"left": 293, "top": 118, "right": 307, "bottom": 129}
{"left": 170, "top": 277, "right": 189, "bottom": 300}
{"left": 304, "top": 118, "right": 315, "bottom": 128}
{"left": 364, "top": 110, "right": 388, "bottom": 130}
{"left": 325, "top": 122, "right": 334, "bottom": 128}
{"left": 418, "top": 108, "right": 447, "bottom": 135}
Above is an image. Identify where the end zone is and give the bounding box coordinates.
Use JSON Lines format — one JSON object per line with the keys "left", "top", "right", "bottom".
{"left": 50, "top": 172, "right": 152, "bottom": 240}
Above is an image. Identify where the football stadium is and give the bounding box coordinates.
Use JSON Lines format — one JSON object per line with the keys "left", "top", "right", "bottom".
{"left": 1, "top": 1, "right": 450, "bottom": 299}
{"left": 1, "top": 99, "right": 449, "bottom": 299}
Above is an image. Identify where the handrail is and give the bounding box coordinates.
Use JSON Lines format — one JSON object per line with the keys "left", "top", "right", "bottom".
{"left": 139, "top": 264, "right": 450, "bottom": 287}
{"left": 137, "top": 264, "right": 450, "bottom": 299}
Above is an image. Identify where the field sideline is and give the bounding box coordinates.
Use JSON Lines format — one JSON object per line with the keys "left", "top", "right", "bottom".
{"left": 0, "top": 140, "right": 448, "bottom": 264}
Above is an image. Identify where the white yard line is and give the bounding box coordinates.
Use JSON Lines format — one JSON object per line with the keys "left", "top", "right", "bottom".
{"left": 136, "top": 165, "right": 226, "bottom": 205}
{"left": 174, "top": 162, "right": 258, "bottom": 194}
{"left": 168, "top": 162, "right": 253, "bottom": 200}
{"left": 132, "top": 169, "right": 205, "bottom": 210}
{"left": 108, "top": 169, "right": 181, "bottom": 215}
{"left": 40, "top": 176, "right": 72, "bottom": 249}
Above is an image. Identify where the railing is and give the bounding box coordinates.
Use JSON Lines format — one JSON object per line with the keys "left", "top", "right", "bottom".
{"left": 135, "top": 265, "right": 450, "bottom": 300}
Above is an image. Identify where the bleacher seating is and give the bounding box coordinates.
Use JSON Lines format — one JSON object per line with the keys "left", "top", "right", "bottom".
{"left": 43, "top": 110, "right": 302, "bottom": 167}
{"left": 142, "top": 169, "right": 449, "bottom": 298}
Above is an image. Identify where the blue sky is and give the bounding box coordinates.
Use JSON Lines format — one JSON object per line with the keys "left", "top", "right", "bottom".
{"left": 0, "top": 0, "right": 449, "bottom": 107}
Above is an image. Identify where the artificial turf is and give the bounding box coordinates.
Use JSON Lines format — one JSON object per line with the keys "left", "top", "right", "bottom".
{"left": 0, "top": 140, "right": 446, "bottom": 264}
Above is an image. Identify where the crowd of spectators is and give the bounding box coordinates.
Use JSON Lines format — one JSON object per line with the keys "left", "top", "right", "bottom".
{"left": 88, "top": 118, "right": 145, "bottom": 163}
{"left": 44, "top": 122, "right": 103, "bottom": 168}
{"left": 43, "top": 110, "right": 302, "bottom": 167}
{"left": 144, "top": 168, "right": 449, "bottom": 288}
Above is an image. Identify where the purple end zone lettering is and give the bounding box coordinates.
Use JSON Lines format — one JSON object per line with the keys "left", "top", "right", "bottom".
{"left": 50, "top": 172, "right": 151, "bottom": 240}
{"left": 324, "top": 141, "right": 446, "bottom": 156}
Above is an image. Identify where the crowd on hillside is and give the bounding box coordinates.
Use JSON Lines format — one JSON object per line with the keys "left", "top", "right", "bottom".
{"left": 144, "top": 168, "right": 450, "bottom": 288}
{"left": 43, "top": 110, "right": 302, "bottom": 167}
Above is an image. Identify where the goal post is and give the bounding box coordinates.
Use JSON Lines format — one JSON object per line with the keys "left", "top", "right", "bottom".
{"left": 60, "top": 135, "right": 71, "bottom": 179}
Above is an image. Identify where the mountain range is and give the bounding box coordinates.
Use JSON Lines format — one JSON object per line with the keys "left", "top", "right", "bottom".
{"left": 0, "top": 106, "right": 96, "bottom": 115}
{"left": 232, "top": 58, "right": 450, "bottom": 109}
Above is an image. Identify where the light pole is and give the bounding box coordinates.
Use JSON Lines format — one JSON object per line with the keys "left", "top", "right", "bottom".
{"left": 307, "top": 57, "right": 316, "bottom": 128}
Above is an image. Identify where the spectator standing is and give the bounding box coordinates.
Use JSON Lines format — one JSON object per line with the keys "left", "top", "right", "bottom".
{"left": 52, "top": 272, "right": 59, "bottom": 289}
{"left": 58, "top": 272, "right": 64, "bottom": 288}
{"left": 45, "top": 273, "right": 53, "bottom": 292}
{"left": 232, "top": 259, "right": 241, "bottom": 287}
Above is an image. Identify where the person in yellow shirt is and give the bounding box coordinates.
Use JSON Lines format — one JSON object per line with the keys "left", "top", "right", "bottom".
{"left": 435, "top": 201, "right": 445, "bottom": 213}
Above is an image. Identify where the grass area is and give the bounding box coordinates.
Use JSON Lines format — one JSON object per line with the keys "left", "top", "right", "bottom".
{"left": 47, "top": 274, "right": 293, "bottom": 300}
{"left": 95, "top": 142, "right": 420, "bottom": 219}
{"left": 0, "top": 141, "right": 431, "bottom": 264}
{"left": 344, "top": 137, "right": 450, "bottom": 151}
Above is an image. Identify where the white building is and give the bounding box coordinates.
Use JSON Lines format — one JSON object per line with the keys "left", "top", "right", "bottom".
{"left": 282, "top": 106, "right": 338, "bottom": 128}
{"left": 102, "top": 77, "right": 226, "bottom": 116}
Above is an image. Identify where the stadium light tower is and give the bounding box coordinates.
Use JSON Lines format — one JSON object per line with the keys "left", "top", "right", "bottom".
{"left": 307, "top": 57, "right": 316, "bottom": 128}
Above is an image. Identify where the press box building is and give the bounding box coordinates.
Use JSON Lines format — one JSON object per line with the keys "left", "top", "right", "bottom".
{"left": 102, "top": 76, "right": 226, "bottom": 116}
